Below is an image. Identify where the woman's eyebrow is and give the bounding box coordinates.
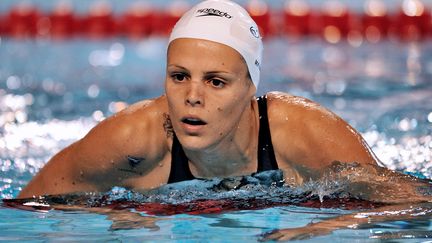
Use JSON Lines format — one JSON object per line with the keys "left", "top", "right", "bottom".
{"left": 168, "top": 65, "right": 232, "bottom": 76}
{"left": 204, "top": 71, "right": 230, "bottom": 75}
{"left": 167, "top": 64, "right": 188, "bottom": 71}
{"left": 167, "top": 64, "right": 233, "bottom": 77}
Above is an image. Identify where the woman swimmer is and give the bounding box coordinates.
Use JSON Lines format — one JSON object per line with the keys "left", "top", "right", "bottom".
{"left": 18, "top": 0, "right": 431, "bottom": 206}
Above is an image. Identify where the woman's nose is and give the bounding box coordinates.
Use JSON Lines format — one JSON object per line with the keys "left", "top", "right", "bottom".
{"left": 185, "top": 81, "right": 204, "bottom": 106}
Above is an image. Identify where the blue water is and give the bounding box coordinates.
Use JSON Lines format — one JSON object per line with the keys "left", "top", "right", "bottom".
{"left": 0, "top": 205, "right": 365, "bottom": 242}
{"left": 1, "top": 35, "right": 432, "bottom": 241}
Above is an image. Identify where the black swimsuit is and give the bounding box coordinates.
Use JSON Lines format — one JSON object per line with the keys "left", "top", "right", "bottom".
{"left": 167, "top": 95, "right": 279, "bottom": 183}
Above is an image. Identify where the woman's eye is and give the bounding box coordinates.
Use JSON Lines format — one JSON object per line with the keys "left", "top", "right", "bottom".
{"left": 210, "top": 79, "right": 225, "bottom": 88}
{"left": 172, "top": 73, "right": 186, "bottom": 82}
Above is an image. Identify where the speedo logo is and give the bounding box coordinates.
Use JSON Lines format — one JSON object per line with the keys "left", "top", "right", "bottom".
{"left": 255, "top": 60, "right": 261, "bottom": 70}
{"left": 196, "top": 8, "right": 232, "bottom": 19}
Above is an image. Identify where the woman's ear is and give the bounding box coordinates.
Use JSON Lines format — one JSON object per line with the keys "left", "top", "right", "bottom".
{"left": 247, "top": 80, "right": 257, "bottom": 99}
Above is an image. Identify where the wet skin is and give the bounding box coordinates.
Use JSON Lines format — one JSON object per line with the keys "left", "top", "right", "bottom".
{"left": 17, "top": 38, "right": 425, "bottom": 206}
{"left": 16, "top": 37, "right": 432, "bottom": 241}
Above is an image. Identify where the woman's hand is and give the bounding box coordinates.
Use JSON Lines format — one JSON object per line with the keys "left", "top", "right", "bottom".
{"left": 262, "top": 202, "right": 432, "bottom": 241}
{"left": 262, "top": 225, "right": 332, "bottom": 241}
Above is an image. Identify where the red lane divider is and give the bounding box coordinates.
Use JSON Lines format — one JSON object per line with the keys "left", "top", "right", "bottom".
{"left": 0, "top": 1, "right": 431, "bottom": 42}
{"left": 396, "top": 3, "right": 431, "bottom": 41}
{"left": 152, "top": 1, "right": 190, "bottom": 36}
{"left": 49, "top": 3, "right": 75, "bottom": 39}
{"left": 316, "top": 1, "right": 356, "bottom": 43}
{"left": 151, "top": 10, "right": 183, "bottom": 37}
{"left": 120, "top": 3, "right": 154, "bottom": 40}
{"left": 4, "top": 4, "right": 41, "bottom": 38}
{"left": 80, "top": 2, "right": 117, "bottom": 39}
{"left": 3, "top": 197, "right": 386, "bottom": 216}
{"left": 362, "top": 0, "right": 391, "bottom": 43}
{"left": 247, "top": 0, "right": 272, "bottom": 37}
{"left": 0, "top": 15, "right": 4, "bottom": 36}
{"left": 283, "top": 0, "right": 314, "bottom": 38}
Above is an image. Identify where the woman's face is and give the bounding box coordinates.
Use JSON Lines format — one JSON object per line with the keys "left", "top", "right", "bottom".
{"left": 165, "top": 38, "right": 256, "bottom": 151}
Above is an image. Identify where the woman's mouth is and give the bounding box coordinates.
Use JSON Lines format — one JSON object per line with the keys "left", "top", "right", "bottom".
{"left": 182, "top": 117, "right": 207, "bottom": 126}
{"left": 181, "top": 117, "right": 207, "bottom": 134}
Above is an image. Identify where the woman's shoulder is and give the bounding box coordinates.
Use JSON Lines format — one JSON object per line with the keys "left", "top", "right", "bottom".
{"left": 265, "top": 91, "right": 337, "bottom": 122}
{"left": 83, "top": 95, "right": 170, "bottom": 152}
{"left": 104, "top": 95, "right": 168, "bottom": 125}
{"left": 115, "top": 95, "right": 168, "bottom": 119}
{"left": 264, "top": 92, "right": 376, "bottom": 169}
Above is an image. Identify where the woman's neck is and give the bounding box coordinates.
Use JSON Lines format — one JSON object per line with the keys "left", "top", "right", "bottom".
{"left": 184, "top": 99, "right": 260, "bottom": 178}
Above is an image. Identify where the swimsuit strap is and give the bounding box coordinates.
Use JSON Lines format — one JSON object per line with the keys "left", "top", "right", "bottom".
{"left": 167, "top": 95, "right": 279, "bottom": 184}
{"left": 167, "top": 133, "right": 195, "bottom": 183}
{"left": 257, "top": 95, "right": 279, "bottom": 171}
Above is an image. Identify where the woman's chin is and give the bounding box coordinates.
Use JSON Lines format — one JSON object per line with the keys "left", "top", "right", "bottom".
{"left": 177, "top": 135, "right": 213, "bottom": 152}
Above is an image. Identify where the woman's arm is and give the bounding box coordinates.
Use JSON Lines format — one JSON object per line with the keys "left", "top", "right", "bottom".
{"left": 18, "top": 97, "right": 169, "bottom": 198}
{"left": 268, "top": 92, "right": 378, "bottom": 172}
{"left": 268, "top": 92, "right": 431, "bottom": 201}
{"left": 263, "top": 202, "right": 432, "bottom": 241}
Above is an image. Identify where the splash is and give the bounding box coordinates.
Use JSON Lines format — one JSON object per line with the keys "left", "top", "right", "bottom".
{"left": 3, "top": 168, "right": 395, "bottom": 215}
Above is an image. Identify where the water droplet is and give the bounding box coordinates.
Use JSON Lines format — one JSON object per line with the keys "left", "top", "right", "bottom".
{"left": 87, "top": 84, "right": 100, "bottom": 98}
{"left": 6, "top": 76, "right": 21, "bottom": 90}
{"left": 427, "top": 112, "right": 432, "bottom": 123}
{"left": 92, "top": 110, "right": 104, "bottom": 121}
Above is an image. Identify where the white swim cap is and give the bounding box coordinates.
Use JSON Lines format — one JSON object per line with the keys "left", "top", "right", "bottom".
{"left": 168, "top": 0, "right": 263, "bottom": 88}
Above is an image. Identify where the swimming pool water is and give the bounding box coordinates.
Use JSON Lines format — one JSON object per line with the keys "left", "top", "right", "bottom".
{"left": 1, "top": 36, "right": 432, "bottom": 241}
{"left": 0, "top": 205, "right": 376, "bottom": 242}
